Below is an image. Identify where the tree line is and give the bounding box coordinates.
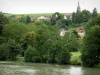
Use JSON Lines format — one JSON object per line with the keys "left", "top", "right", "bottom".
{"left": 0, "top": 7, "right": 100, "bottom": 67}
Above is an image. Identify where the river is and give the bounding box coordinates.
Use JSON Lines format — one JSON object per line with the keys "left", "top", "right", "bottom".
{"left": 0, "top": 61, "right": 100, "bottom": 75}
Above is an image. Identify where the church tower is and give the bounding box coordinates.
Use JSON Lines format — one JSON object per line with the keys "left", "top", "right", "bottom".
{"left": 77, "top": 1, "right": 81, "bottom": 12}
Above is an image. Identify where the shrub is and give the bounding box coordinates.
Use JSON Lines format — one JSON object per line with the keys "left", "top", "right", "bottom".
{"left": 7, "top": 40, "right": 22, "bottom": 60}
{"left": 81, "top": 25, "right": 100, "bottom": 67}
{"left": 0, "top": 40, "right": 22, "bottom": 61}
{"left": 70, "top": 58, "right": 81, "bottom": 65}
{"left": 24, "top": 46, "right": 40, "bottom": 62}
{"left": 0, "top": 44, "right": 9, "bottom": 60}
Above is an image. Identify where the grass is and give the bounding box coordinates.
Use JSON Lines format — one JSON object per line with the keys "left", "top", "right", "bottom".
{"left": 70, "top": 52, "right": 81, "bottom": 65}
{"left": 71, "top": 52, "right": 81, "bottom": 57}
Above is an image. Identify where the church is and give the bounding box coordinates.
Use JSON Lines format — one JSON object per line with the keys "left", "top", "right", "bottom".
{"left": 64, "top": 1, "right": 81, "bottom": 20}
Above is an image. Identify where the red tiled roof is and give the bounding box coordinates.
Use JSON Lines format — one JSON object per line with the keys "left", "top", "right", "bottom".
{"left": 76, "top": 30, "right": 84, "bottom": 33}
{"left": 15, "top": 16, "right": 21, "bottom": 19}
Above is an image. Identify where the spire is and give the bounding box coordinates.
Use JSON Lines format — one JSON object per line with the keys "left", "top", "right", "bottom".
{"left": 77, "top": 1, "right": 81, "bottom": 12}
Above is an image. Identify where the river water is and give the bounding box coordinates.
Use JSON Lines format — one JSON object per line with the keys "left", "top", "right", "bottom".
{"left": 0, "top": 61, "right": 100, "bottom": 75}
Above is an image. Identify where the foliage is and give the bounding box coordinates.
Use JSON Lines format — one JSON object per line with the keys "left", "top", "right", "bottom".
{"left": 0, "top": 39, "right": 22, "bottom": 60}
{"left": 92, "top": 8, "right": 98, "bottom": 18}
{"left": 82, "top": 10, "right": 91, "bottom": 22}
{"left": 26, "top": 16, "right": 31, "bottom": 23}
{"left": 0, "top": 44, "right": 9, "bottom": 60}
{"left": 24, "top": 46, "right": 40, "bottom": 62}
{"left": 72, "top": 10, "right": 91, "bottom": 24}
{"left": 23, "top": 25, "right": 71, "bottom": 64}
{"left": 67, "top": 33, "right": 79, "bottom": 52}
{"left": 7, "top": 39, "right": 22, "bottom": 60}
{"left": 85, "top": 15, "right": 100, "bottom": 33}
{"left": 70, "top": 52, "right": 81, "bottom": 65}
{"left": 0, "top": 12, "right": 9, "bottom": 35}
{"left": 3, "top": 21, "right": 36, "bottom": 42}
{"left": 81, "top": 25, "right": 100, "bottom": 67}
{"left": 72, "top": 30, "right": 79, "bottom": 38}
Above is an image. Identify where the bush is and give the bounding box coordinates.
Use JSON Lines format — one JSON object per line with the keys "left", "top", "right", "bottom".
{"left": 24, "top": 46, "right": 41, "bottom": 62}
{"left": 0, "top": 44, "right": 9, "bottom": 60}
{"left": 7, "top": 40, "right": 22, "bottom": 60}
{"left": 81, "top": 25, "right": 100, "bottom": 67}
{"left": 0, "top": 40, "right": 22, "bottom": 61}
{"left": 70, "top": 57, "right": 81, "bottom": 65}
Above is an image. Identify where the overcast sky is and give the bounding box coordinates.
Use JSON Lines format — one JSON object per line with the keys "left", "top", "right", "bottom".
{"left": 0, "top": 0, "right": 100, "bottom": 14}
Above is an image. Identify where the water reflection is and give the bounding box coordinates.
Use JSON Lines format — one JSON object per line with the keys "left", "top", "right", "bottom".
{"left": 0, "top": 61, "right": 100, "bottom": 75}
{"left": 69, "top": 66, "right": 82, "bottom": 75}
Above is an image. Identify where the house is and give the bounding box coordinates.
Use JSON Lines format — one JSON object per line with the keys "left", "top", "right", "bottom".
{"left": 31, "top": 17, "right": 37, "bottom": 21}
{"left": 64, "top": 13, "right": 72, "bottom": 20}
{"left": 60, "top": 29, "right": 66, "bottom": 36}
{"left": 76, "top": 29, "right": 85, "bottom": 37}
{"left": 37, "top": 16, "right": 50, "bottom": 20}
{"left": 15, "top": 15, "right": 21, "bottom": 19}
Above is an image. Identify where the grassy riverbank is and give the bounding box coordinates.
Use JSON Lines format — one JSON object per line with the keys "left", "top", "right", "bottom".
{"left": 70, "top": 52, "right": 81, "bottom": 65}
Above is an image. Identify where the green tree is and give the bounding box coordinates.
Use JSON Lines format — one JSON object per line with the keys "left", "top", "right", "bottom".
{"left": 92, "top": 8, "right": 98, "bottom": 18}
{"left": 0, "top": 39, "right": 22, "bottom": 60}
{"left": 20, "top": 31, "right": 36, "bottom": 56}
{"left": 24, "top": 46, "right": 40, "bottom": 62}
{"left": 7, "top": 39, "right": 22, "bottom": 60}
{"left": 82, "top": 10, "right": 91, "bottom": 22}
{"left": 0, "top": 12, "right": 9, "bottom": 35}
{"left": 51, "top": 12, "right": 62, "bottom": 25}
{"left": 72, "top": 12, "right": 76, "bottom": 23}
{"left": 0, "top": 44, "right": 9, "bottom": 60}
{"left": 81, "top": 25, "right": 100, "bottom": 67}
{"left": 26, "top": 16, "right": 31, "bottom": 23}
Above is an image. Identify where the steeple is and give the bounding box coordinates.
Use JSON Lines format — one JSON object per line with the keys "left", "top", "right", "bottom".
{"left": 77, "top": 1, "right": 81, "bottom": 12}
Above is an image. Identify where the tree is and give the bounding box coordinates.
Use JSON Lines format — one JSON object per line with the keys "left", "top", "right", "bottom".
{"left": 0, "top": 12, "right": 9, "bottom": 35}
{"left": 7, "top": 39, "right": 22, "bottom": 60}
{"left": 0, "top": 44, "right": 9, "bottom": 60}
{"left": 82, "top": 10, "right": 91, "bottom": 22}
{"left": 3, "top": 22, "right": 28, "bottom": 42}
{"left": 51, "top": 12, "right": 62, "bottom": 25}
{"left": 0, "top": 39, "right": 22, "bottom": 60}
{"left": 72, "top": 12, "right": 76, "bottom": 23}
{"left": 81, "top": 25, "right": 100, "bottom": 67}
{"left": 92, "top": 8, "right": 98, "bottom": 18}
{"left": 75, "top": 12, "right": 83, "bottom": 23}
{"left": 26, "top": 16, "right": 31, "bottom": 23}
{"left": 24, "top": 46, "right": 41, "bottom": 62}
{"left": 20, "top": 31, "right": 36, "bottom": 55}
{"left": 85, "top": 16, "right": 100, "bottom": 33}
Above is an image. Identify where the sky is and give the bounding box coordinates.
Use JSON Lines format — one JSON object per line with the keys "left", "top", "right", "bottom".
{"left": 0, "top": 0, "right": 100, "bottom": 14}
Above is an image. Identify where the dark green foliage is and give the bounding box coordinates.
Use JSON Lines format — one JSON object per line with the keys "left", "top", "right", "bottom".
{"left": 72, "top": 12, "right": 76, "bottom": 23}
{"left": 72, "top": 30, "right": 79, "bottom": 38}
{"left": 0, "top": 12, "right": 9, "bottom": 35}
{"left": 0, "top": 40, "right": 22, "bottom": 60}
{"left": 20, "top": 31, "right": 36, "bottom": 56}
{"left": 72, "top": 10, "right": 91, "bottom": 24}
{"left": 21, "top": 31, "right": 36, "bottom": 47}
{"left": 81, "top": 25, "right": 100, "bottom": 67}
{"left": 23, "top": 25, "right": 71, "bottom": 64}
{"left": 82, "top": 10, "right": 91, "bottom": 22}
{"left": 0, "top": 44, "right": 9, "bottom": 60}
{"left": 85, "top": 16, "right": 100, "bottom": 33}
{"left": 26, "top": 16, "right": 31, "bottom": 23}
{"left": 92, "top": 8, "right": 98, "bottom": 18}
{"left": 51, "top": 12, "right": 62, "bottom": 25}
{"left": 24, "top": 46, "right": 40, "bottom": 62}
{"left": 7, "top": 40, "right": 22, "bottom": 60}
{"left": 68, "top": 33, "right": 79, "bottom": 52}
